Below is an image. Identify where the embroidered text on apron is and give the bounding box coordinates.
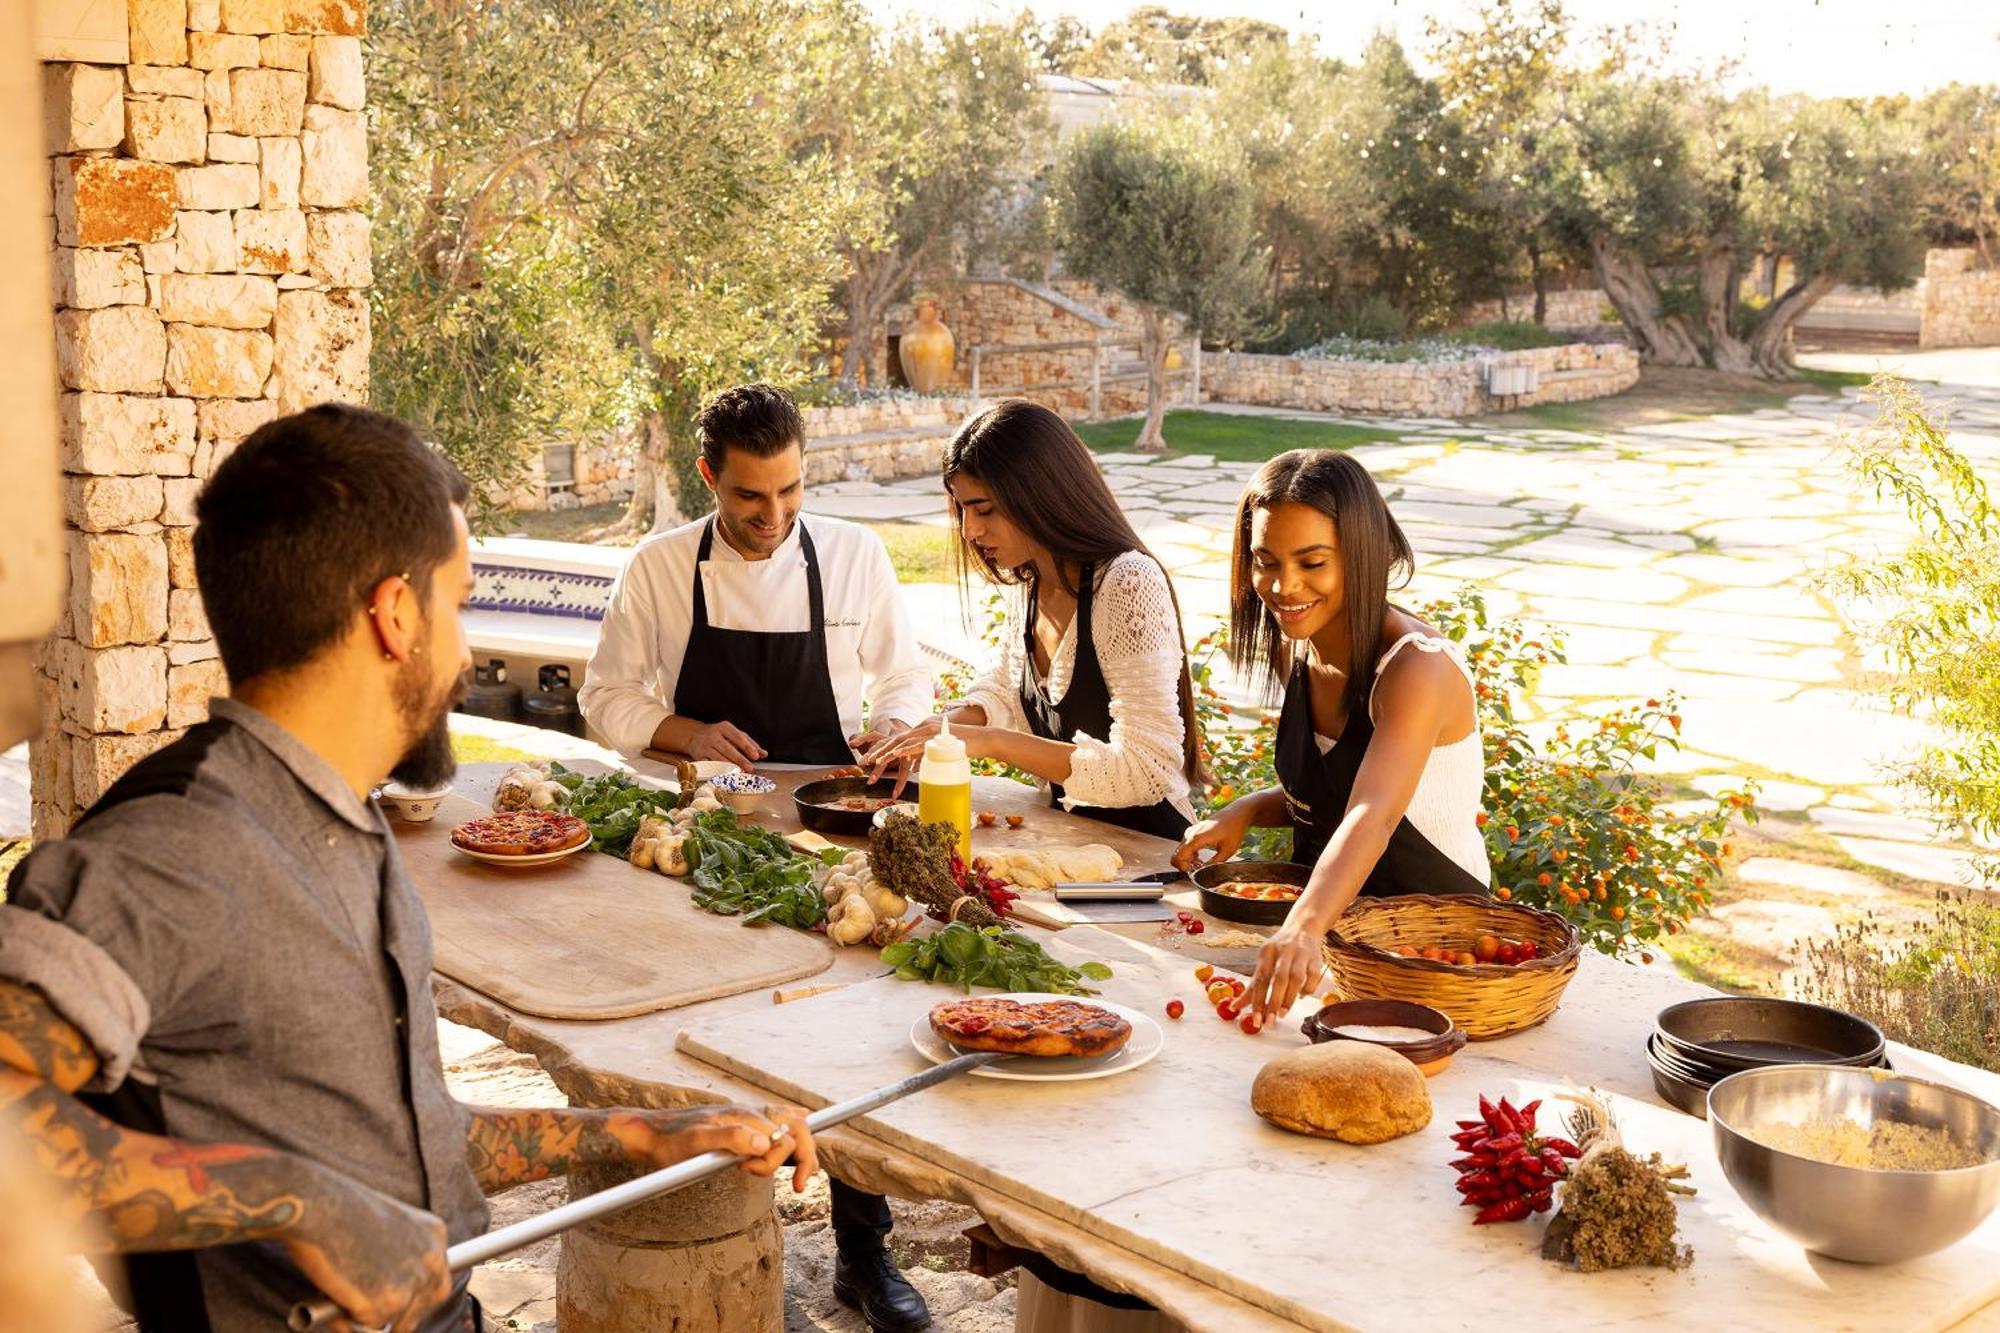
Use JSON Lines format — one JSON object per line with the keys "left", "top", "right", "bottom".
{"left": 672, "top": 519, "right": 854, "bottom": 765}
{"left": 1274, "top": 658, "right": 1487, "bottom": 896}
{"left": 1019, "top": 564, "right": 1190, "bottom": 841}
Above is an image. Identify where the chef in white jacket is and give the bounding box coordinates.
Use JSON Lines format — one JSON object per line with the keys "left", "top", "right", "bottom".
{"left": 579, "top": 383, "right": 936, "bottom": 1330}
{"left": 579, "top": 384, "right": 933, "bottom": 769}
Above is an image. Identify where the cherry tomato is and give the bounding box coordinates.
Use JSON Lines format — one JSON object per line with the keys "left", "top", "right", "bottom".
{"left": 1185, "top": 919, "right": 1205, "bottom": 935}
{"left": 1239, "top": 1012, "right": 1263, "bottom": 1035}
{"left": 1217, "top": 1000, "right": 1240, "bottom": 1021}
{"left": 1005, "top": 814, "right": 1024, "bottom": 829}
{"left": 976, "top": 811, "right": 997, "bottom": 827}
{"left": 1206, "top": 980, "right": 1233, "bottom": 1005}
{"left": 1194, "top": 964, "right": 1215, "bottom": 984}
{"left": 1474, "top": 934, "right": 1500, "bottom": 963}
{"left": 1165, "top": 999, "right": 1185, "bottom": 1020}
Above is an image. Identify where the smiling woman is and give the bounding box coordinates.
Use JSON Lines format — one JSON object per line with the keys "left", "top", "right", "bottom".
{"left": 1174, "top": 449, "right": 1490, "bottom": 1024}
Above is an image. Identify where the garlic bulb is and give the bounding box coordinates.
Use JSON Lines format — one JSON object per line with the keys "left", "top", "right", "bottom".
{"left": 827, "top": 893, "right": 876, "bottom": 946}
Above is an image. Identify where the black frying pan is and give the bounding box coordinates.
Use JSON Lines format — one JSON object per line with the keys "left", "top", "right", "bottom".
{"left": 792, "top": 776, "right": 904, "bottom": 837}
{"left": 1190, "top": 859, "right": 1309, "bottom": 926}
{"left": 1654, "top": 997, "right": 1884, "bottom": 1070}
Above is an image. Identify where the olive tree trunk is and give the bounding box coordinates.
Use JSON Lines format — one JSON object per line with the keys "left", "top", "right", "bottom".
{"left": 1132, "top": 305, "right": 1169, "bottom": 454}
{"left": 1589, "top": 234, "right": 1705, "bottom": 367}
{"left": 1696, "top": 233, "right": 1758, "bottom": 376}
{"left": 1746, "top": 271, "right": 1839, "bottom": 378}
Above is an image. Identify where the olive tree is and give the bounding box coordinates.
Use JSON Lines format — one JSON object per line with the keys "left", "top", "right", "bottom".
{"left": 1049, "top": 119, "right": 1264, "bottom": 451}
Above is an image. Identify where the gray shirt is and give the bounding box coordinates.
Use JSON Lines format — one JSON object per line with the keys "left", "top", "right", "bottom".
{"left": 0, "top": 698, "right": 488, "bottom": 1331}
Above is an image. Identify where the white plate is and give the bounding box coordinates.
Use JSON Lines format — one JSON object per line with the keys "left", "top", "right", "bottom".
{"left": 908, "top": 992, "right": 1165, "bottom": 1082}
{"left": 452, "top": 837, "right": 592, "bottom": 867}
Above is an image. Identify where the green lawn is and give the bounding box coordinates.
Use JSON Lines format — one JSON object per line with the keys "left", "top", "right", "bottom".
{"left": 1796, "top": 366, "right": 1873, "bottom": 391}
{"left": 1073, "top": 410, "right": 1399, "bottom": 462}
{"left": 865, "top": 521, "right": 957, "bottom": 583}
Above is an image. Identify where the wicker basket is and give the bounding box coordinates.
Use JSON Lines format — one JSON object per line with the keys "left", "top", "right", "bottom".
{"left": 1321, "top": 895, "right": 1582, "bottom": 1040}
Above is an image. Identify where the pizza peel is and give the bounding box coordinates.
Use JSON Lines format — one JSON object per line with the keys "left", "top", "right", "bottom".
{"left": 288, "top": 1050, "right": 1003, "bottom": 1331}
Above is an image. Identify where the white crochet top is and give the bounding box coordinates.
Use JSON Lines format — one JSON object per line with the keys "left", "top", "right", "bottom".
{"left": 963, "top": 551, "right": 1195, "bottom": 821}
{"left": 1313, "top": 632, "right": 1490, "bottom": 887}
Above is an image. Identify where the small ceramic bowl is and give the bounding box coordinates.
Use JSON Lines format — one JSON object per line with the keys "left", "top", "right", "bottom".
{"left": 1302, "top": 998, "right": 1467, "bottom": 1077}
{"left": 709, "top": 772, "right": 776, "bottom": 814}
{"left": 870, "top": 801, "right": 922, "bottom": 830}
{"left": 379, "top": 781, "right": 450, "bottom": 823}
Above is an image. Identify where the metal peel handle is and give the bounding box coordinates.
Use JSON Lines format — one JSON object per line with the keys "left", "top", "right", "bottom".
{"left": 288, "top": 1051, "right": 999, "bottom": 1330}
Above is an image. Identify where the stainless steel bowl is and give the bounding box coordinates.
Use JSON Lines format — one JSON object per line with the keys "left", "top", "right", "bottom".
{"left": 1709, "top": 1064, "right": 2000, "bottom": 1264}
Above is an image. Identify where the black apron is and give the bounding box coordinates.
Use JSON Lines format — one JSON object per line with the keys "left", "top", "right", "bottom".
{"left": 1019, "top": 564, "right": 1190, "bottom": 842}
{"left": 1275, "top": 658, "right": 1488, "bottom": 896}
{"left": 672, "top": 518, "right": 854, "bottom": 766}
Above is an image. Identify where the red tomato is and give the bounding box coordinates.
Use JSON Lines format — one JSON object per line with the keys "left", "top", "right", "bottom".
{"left": 1239, "top": 1012, "right": 1263, "bottom": 1035}
{"left": 1165, "top": 999, "right": 1185, "bottom": 1020}
{"left": 1217, "top": 1000, "right": 1240, "bottom": 1021}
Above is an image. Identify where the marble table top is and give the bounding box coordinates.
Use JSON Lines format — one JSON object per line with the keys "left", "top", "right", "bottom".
{"left": 676, "top": 926, "right": 2000, "bottom": 1333}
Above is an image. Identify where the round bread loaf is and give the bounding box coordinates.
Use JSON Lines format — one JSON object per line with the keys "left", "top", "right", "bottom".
{"left": 1250, "top": 1041, "right": 1432, "bottom": 1144}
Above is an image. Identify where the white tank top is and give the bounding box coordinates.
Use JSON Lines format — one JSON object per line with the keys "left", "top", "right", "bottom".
{"left": 1313, "top": 632, "right": 1490, "bottom": 888}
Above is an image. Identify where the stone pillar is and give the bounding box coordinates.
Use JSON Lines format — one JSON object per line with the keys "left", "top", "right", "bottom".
{"left": 30, "top": 0, "right": 372, "bottom": 837}
{"left": 555, "top": 1162, "right": 783, "bottom": 1333}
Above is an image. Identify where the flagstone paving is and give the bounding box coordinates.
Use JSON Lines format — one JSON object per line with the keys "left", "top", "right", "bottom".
{"left": 813, "top": 368, "right": 2000, "bottom": 989}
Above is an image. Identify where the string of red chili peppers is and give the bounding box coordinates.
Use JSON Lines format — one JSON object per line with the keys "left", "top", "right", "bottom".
{"left": 1451, "top": 1095, "right": 1584, "bottom": 1225}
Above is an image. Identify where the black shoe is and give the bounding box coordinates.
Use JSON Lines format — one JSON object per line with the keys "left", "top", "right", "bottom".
{"left": 833, "top": 1246, "right": 933, "bottom": 1333}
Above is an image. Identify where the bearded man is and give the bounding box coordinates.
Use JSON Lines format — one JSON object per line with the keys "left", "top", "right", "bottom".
{"left": 0, "top": 405, "right": 816, "bottom": 1331}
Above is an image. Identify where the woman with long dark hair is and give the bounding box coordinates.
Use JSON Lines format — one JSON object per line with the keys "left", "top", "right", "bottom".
{"left": 1173, "top": 448, "right": 1489, "bottom": 1024}
{"left": 860, "top": 399, "right": 1203, "bottom": 838}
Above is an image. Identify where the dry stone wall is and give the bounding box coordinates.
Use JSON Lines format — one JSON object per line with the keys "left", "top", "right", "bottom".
{"left": 30, "top": 0, "right": 371, "bottom": 838}
{"left": 1459, "top": 289, "right": 1610, "bottom": 329}
{"left": 1204, "top": 343, "right": 1638, "bottom": 418}
{"left": 1920, "top": 248, "right": 2000, "bottom": 349}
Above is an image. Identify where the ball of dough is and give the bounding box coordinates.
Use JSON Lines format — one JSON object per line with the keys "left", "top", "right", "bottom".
{"left": 1250, "top": 1041, "right": 1431, "bottom": 1145}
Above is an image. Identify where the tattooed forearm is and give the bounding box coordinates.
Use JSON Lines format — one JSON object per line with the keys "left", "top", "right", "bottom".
{"left": 0, "top": 980, "right": 99, "bottom": 1092}
{"left": 3, "top": 1069, "right": 315, "bottom": 1253}
{"left": 462, "top": 1105, "right": 711, "bottom": 1191}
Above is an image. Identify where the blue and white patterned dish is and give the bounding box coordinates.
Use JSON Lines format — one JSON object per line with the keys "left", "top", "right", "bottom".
{"left": 710, "top": 773, "right": 776, "bottom": 795}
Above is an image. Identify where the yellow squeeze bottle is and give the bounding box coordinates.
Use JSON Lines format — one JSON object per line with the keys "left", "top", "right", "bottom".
{"left": 917, "top": 715, "right": 973, "bottom": 862}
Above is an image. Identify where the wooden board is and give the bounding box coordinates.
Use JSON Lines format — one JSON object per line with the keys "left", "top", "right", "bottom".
{"left": 676, "top": 932, "right": 2000, "bottom": 1333}
{"left": 395, "top": 793, "right": 832, "bottom": 1020}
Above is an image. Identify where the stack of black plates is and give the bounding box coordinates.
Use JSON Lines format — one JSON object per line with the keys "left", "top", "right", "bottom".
{"left": 1647, "top": 997, "right": 1888, "bottom": 1118}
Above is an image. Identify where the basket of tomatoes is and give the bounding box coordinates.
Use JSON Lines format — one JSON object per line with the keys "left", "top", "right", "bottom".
{"left": 1321, "top": 894, "right": 1581, "bottom": 1040}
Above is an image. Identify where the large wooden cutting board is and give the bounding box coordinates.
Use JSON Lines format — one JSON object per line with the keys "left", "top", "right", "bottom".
{"left": 395, "top": 794, "right": 832, "bottom": 1020}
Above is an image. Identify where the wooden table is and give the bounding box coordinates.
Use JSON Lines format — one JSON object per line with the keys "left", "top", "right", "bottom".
{"left": 423, "top": 760, "right": 2000, "bottom": 1332}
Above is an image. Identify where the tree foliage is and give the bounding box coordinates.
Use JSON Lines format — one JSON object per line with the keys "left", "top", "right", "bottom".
{"left": 1049, "top": 118, "right": 1264, "bottom": 451}
{"left": 368, "top": 0, "right": 856, "bottom": 531}
{"left": 1054, "top": 5, "right": 1286, "bottom": 86}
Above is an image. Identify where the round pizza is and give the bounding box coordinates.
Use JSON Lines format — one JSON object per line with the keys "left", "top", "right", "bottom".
{"left": 929, "top": 997, "right": 1132, "bottom": 1059}
{"left": 451, "top": 810, "right": 591, "bottom": 857}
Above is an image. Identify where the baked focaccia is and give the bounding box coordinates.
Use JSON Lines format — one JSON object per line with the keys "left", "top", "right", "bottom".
{"left": 928, "top": 997, "right": 1132, "bottom": 1059}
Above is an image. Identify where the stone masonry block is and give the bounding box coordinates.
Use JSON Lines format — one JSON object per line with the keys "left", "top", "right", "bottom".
{"left": 260, "top": 33, "right": 310, "bottom": 68}
{"left": 190, "top": 31, "right": 259, "bottom": 69}
{"left": 128, "top": 65, "right": 206, "bottom": 99}
{"left": 227, "top": 68, "right": 306, "bottom": 136}
{"left": 173, "top": 209, "right": 237, "bottom": 271}
{"left": 284, "top": 0, "right": 365, "bottom": 34}
{"left": 68, "top": 531, "right": 170, "bottom": 648}
{"left": 305, "top": 210, "right": 369, "bottom": 287}
{"left": 62, "top": 644, "right": 169, "bottom": 734}
{"left": 73, "top": 729, "right": 182, "bottom": 809}
{"left": 129, "top": 0, "right": 191, "bottom": 66}
{"left": 139, "top": 239, "right": 178, "bottom": 273}
{"left": 55, "top": 307, "right": 166, "bottom": 393}
{"left": 168, "top": 587, "right": 211, "bottom": 641}
{"left": 168, "top": 657, "right": 228, "bottom": 727}
{"left": 203, "top": 68, "right": 232, "bottom": 123}
{"left": 160, "top": 477, "right": 203, "bottom": 526}
{"left": 53, "top": 157, "right": 177, "bottom": 248}
{"left": 189, "top": 0, "right": 220, "bottom": 28}
{"left": 308, "top": 35, "right": 362, "bottom": 108}
{"left": 44, "top": 64, "right": 125, "bottom": 154}
{"left": 60, "top": 393, "right": 197, "bottom": 476}
{"left": 159, "top": 272, "right": 278, "bottom": 328}
{"left": 235, "top": 207, "right": 306, "bottom": 272}
{"left": 166, "top": 324, "right": 274, "bottom": 397}
{"left": 207, "top": 131, "right": 258, "bottom": 162}
{"left": 168, "top": 640, "right": 220, "bottom": 666}
{"left": 176, "top": 162, "right": 259, "bottom": 210}
{"left": 259, "top": 136, "right": 301, "bottom": 209}
{"left": 196, "top": 396, "right": 277, "bottom": 446}
{"left": 124, "top": 96, "right": 207, "bottom": 163}
{"left": 274, "top": 288, "right": 366, "bottom": 410}
{"left": 300, "top": 103, "right": 366, "bottom": 206}
{"left": 51, "top": 247, "right": 147, "bottom": 308}
{"left": 167, "top": 528, "right": 197, "bottom": 588}
{"left": 222, "top": 0, "right": 284, "bottom": 33}
{"left": 64, "top": 475, "right": 165, "bottom": 531}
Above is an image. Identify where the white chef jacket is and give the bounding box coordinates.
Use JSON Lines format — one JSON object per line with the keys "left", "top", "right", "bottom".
{"left": 579, "top": 513, "right": 935, "bottom": 757}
